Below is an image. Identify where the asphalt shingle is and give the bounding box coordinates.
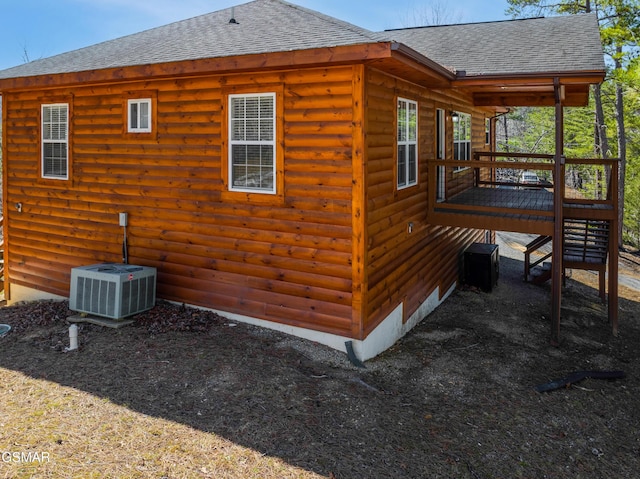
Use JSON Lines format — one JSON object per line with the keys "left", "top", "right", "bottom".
{"left": 386, "top": 14, "right": 605, "bottom": 76}
{"left": 0, "top": 0, "right": 384, "bottom": 80}
{"left": 0, "top": 0, "right": 604, "bottom": 81}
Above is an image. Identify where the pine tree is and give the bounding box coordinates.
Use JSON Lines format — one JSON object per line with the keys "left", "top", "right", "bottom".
{"left": 506, "top": 0, "right": 640, "bottom": 248}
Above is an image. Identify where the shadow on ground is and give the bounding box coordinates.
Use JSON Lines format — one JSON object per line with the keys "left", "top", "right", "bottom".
{"left": 1, "top": 251, "right": 639, "bottom": 478}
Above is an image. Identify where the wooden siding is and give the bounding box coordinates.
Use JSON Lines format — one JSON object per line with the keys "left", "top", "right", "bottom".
{"left": 3, "top": 66, "right": 357, "bottom": 337}
{"left": 363, "top": 68, "right": 488, "bottom": 334}
{"left": 3, "top": 60, "right": 496, "bottom": 341}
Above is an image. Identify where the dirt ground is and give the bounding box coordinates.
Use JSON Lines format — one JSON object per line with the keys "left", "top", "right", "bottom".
{"left": 1, "top": 234, "right": 640, "bottom": 478}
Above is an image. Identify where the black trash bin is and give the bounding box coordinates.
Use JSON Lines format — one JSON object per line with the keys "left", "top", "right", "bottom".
{"left": 464, "top": 243, "right": 499, "bottom": 292}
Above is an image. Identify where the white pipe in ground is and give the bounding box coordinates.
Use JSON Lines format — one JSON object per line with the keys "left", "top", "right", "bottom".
{"left": 68, "top": 324, "right": 78, "bottom": 351}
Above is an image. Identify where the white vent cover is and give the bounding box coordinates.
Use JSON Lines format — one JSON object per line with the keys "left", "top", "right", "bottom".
{"left": 70, "top": 263, "right": 156, "bottom": 319}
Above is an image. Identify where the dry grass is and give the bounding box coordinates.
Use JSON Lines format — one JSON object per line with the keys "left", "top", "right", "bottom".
{"left": 1, "top": 244, "right": 639, "bottom": 478}
{"left": 1, "top": 367, "right": 320, "bottom": 479}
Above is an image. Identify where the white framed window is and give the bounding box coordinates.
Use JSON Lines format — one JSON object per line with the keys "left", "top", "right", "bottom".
{"left": 41, "top": 103, "right": 69, "bottom": 180}
{"left": 436, "top": 108, "right": 446, "bottom": 201}
{"left": 453, "top": 111, "right": 471, "bottom": 171}
{"left": 397, "top": 98, "right": 418, "bottom": 189}
{"left": 485, "top": 118, "right": 491, "bottom": 145}
{"left": 228, "top": 92, "right": 276, "bottom": 194}
{"left": 436, "top": 108, "right": 446, "bottom": 161}
{"left": 128, "top": 98, "right": 152, "bottom": 133}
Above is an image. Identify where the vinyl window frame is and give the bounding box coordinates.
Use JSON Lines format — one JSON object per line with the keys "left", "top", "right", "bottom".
{"left": 41, "top": 103, "right": 69, "bottom": 180}
{"left": 127, "top": 98, "right": 152, "bottom": 133}
{"left": 453, "top": 111, "right": 471, "bottom": 172}
{"left": 397, "top": 97, "right": 418, "bottom": 190}
{"left": 485, "top": 117, "right": 491, "bottom": 145}
{"left": 436, "top": 108, "right": 446, "bottom": 201}
{"left": 227, "top": 92, "right": 277, "bottom": 195}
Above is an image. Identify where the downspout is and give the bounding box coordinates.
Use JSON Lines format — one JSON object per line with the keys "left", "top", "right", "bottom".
{"left": 551, "top": 78, "right": 564, "bottom": 345}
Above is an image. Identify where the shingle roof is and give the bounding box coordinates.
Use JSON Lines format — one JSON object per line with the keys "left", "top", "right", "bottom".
{"left": 0, "top": 0, "right": 384, "bottom": 80}
{"left": 0, "top": 0, "right": 604, "bottom": 81}
{"left": 386, "top": 14, "right": 605, "bottom": 76}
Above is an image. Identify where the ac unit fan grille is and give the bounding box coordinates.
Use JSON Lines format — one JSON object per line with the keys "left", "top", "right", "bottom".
{"left": 75, "top": 277, "right": 117, "bottom": 318}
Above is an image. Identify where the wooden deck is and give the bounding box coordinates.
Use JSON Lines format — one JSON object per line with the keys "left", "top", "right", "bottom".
{"left": 427, "top": 153, "right": 620, "bottom": 343}
{"left": 431, "top": 185, "right": 616, "bottom": 236}
{"left": 427, "top": 154, "right": 618, "bottom": 236}
{"left": 432, "top": 186, "right": 555, "bottom": 235}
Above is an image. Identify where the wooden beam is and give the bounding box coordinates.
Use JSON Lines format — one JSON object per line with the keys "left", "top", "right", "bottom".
{"left": 473, "top": 87, "right": 590, "bottom": 108}
{"left": 454, "top": 72, "right": 606, "bottom": 88}
{"left": 551, "top": 78, "right": 564, "bottom": 345}
{"left": 609, "top": 161, "right": 620, "bottom": 334}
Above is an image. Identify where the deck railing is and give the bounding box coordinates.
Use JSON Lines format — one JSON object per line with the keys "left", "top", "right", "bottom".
{"left": 428, "top": 152, "right": 619, "bottom": 223}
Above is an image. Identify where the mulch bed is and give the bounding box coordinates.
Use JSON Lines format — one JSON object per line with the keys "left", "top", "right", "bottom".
{"left": 1, "top": 249, "right": 639, "bottom": 478}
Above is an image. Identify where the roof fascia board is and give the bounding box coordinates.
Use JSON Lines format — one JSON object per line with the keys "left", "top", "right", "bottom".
{"left": 0, "top": 42, "right": 398, "bottom": 92}
{"left": 454, "top": 70, "right": 606, "bottom": 87}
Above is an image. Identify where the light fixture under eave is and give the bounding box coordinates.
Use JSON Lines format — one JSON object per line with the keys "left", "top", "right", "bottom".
{"left": 451, "top": 111, "right": 459, "bottom": 122}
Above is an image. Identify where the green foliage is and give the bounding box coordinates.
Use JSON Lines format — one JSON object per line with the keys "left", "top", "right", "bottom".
{"left": 506, "top": 0, "right": 640, "bottom": 247}
{"left": 622, "top": 62, "right": 640, "bottom": 245}
{"left": 497, "top": 104, "right": 597, "bottom": 158}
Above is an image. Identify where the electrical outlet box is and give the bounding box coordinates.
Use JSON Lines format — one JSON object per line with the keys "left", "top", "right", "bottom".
{"left": 119, "top": 212, "right": 128, "bottom": 227}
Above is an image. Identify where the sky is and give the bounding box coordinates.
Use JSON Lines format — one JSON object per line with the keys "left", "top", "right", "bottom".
{"left": 0, "top": 0, "right": 513, "bottom": 71}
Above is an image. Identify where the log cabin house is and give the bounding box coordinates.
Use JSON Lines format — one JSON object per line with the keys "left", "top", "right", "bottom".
{"left": 0, "top": 0, "right": 612, "bottom": 360}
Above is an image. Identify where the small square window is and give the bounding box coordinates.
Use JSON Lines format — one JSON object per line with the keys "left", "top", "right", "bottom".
{"left": 128, "top": 99, "right": 152, "bottom": 133}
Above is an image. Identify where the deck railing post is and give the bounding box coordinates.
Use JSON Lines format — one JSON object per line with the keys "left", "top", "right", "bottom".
{"left": 609, "top": 159, "right": 619, "bottom": 334}
{"left": 551, "top": 78, "right": 564, "bottom": 345}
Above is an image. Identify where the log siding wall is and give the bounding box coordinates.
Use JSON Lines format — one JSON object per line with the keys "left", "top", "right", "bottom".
{"left": 3, "top": 66, "right": 357, "bottom": 337}
{"left": 362, "top": 68, "right": 489, "bottom": 335}
{"left": 3, "top": 61, "right": 493, "bottom": 341}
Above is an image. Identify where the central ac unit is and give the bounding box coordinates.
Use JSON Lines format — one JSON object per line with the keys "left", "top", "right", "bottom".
{"left": 69, "top": 263, "right": 156, "bottom": 319}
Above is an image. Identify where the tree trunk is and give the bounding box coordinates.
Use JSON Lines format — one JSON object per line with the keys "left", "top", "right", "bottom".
{"left": 593, "top": 84, "right": 610, "bottom": 158}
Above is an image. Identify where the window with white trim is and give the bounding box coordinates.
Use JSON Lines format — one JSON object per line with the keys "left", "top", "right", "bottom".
{"left": 41, "top": 103, "right": 69, "bottom": 179}
{"left": 397, "top": 98, "right": 418, "bottom": 189}
{"left": 128, "top": 98, "right": 152, "bottom": 133}
{"left": 229, "top": 93, "right": 276, "bottom": 193}
{"left": 485, "top": 118, "right": 491, "bottom": 145}
{"left": 453, "top": 111, "right": 471, "bottom": 171}
{"left": 436, "top": 108, "right": 446, "bottom": 201}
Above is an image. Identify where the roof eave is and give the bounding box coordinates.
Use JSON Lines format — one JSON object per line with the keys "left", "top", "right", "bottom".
{"left": 389, "top": 42, "right": 456, "bottom": 81}
{"left": 454, "top": 69, "right": 606, "bottom": 86}
{"left": 457, "top": 70, "right": 606, "bottom": 108}
{"left": 0, "top": 42, "right": 412, "bottom": 92}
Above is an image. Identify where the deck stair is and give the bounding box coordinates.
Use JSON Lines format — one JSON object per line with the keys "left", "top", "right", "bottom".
{"left": 524, "top": 235, "right": 552, "bottom": 284}
{"left": 524, "top": 219, "right": 610, "bottom": 302}
{"left": 562, "top": 218, "right": 609, "bottom": 302}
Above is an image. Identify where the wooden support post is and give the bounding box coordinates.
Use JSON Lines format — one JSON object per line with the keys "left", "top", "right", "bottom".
{"left": 551, "top": 78, "right": 564, "bottom": 345}
{"left": 609, "top": 160, "right": 619, "bottom": 334}
{"left": 609, "top": 223, "right": 619, "bottom": 334}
